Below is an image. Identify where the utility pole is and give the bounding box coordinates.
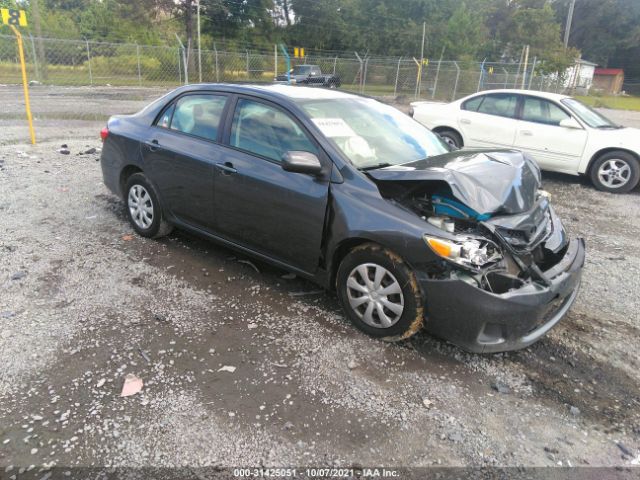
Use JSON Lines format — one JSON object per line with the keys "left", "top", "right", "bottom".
{"left": 417, "top": 21, "right": 426, "bottom": 98}
{"left": 197, "top": 0, "right": 202, "bottom": 82}
{"left": 564, "top": 0, "right": 576, "bottom": 48}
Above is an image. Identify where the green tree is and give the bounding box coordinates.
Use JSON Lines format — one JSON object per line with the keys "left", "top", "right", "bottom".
{"left": 442, "top": 3, "right": 488, "bottom": 59}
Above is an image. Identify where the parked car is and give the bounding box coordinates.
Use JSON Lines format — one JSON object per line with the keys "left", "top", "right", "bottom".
{"left": 100, "top": 84, "right": 584, "bottom": 353}
{"left": 275, "top": 64, "right": 341, "bottom": 89}
{"left": 410, "top": 89, "right": 640, "bottom": 193}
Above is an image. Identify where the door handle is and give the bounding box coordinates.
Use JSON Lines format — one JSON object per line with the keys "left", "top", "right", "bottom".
{"left": 460, "top": 118, "right": 471, "bottom": 125}
{"left": 144, "top": 139, "right": 160, "bottom": 151}
{"left": 521, "top": 130, "right": 533, "bottom": 136}
{"left": 215, "top": 162, "right": 237, "bottom": 175}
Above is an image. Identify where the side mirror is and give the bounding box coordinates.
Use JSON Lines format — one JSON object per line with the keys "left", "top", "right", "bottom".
{"left": 559, "top": 117, "right": 582, "bottom": 129}
{"left": 282, "top": 151, "right": 323, "bottom": 175}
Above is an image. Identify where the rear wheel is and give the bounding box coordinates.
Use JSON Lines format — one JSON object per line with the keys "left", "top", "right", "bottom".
{"left": 336, "top": 243, "right": 424, "bottom": 341}
{"left": 124, "top": 173, "right": 173, "bottom": 238}
{"left": 436, "top": 129, "right": 463, "bottom": 149}
{"left": 590, "top": 151, "right": 640, "bottom": 193}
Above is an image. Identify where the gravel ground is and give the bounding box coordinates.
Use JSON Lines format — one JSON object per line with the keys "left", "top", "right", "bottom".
{"left": 1, "top": 85, "right": 640, "bottom": 475}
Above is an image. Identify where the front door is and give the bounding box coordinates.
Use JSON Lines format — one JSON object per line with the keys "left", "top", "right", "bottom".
{"left": 513, "top": 95, "right": 587, "bottom": 172}
{"left": 213, "top": 97, "right": 330, "bottom": 273}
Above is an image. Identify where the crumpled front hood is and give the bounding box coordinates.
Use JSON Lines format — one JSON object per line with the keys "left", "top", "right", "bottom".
{"left": 366, "top": 149, "right": 541, "bottom": 215}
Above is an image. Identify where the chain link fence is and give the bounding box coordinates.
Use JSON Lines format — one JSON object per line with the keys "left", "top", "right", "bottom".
{"left": 1, "top": 33, "right": 572, "bottom": 100}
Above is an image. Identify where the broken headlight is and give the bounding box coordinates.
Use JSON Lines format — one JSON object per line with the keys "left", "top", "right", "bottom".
{"left": 424, "top": 235, "right": 502, "bottom": 269}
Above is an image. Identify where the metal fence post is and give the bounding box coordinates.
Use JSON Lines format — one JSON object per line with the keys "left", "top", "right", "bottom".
{"left": 362, "top": 57, "right": 369, "bottom": 94}
{"left": 502, "top": 67, "right": 509, "bottom": 88}
{"left": 136, "top": 43, "right": 142, "bottom": 86}
{"left": 246, "top": 50, "right": 249, "bottom": 79}
{"left": 214, "top": 44, "right": 219, "bottom": 82}
{"left": 333, "top": 56, "right": 337, "bottom": 75}
{"left": 394, "top": 56, "right": 402, "bottom": 97}
{"left": 85, "top": 39, "right": 93, "bottom": 85}
{"left": 274, "top": 44, "right": 278, "bottom": 79}
{"left": 182, "top": 47, "right": 188, "bottom": 84}
{"left": 354, "top": 52, "right": 363, "bottom": 93}
{"left": 476, "top": 60, "right": 486, "bottom": 92}
{"left": 432, "top": 58, "right": 442, "bottom": 99}
{"left": 528, "top": 56, "right": 537, "bottom": 90}
{"left": 28, "top": 34, "right": 40, "bottom": 81}
{"left": 452, "top": 61, "right": 460, "bottom": 101}
{"left": 178, "top": 48, "right": 182, "bottom": 84}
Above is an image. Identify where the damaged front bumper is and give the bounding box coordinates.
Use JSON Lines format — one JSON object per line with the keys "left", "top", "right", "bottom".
{"left": 417, "top": 238, "right": 585, "bottom": 353}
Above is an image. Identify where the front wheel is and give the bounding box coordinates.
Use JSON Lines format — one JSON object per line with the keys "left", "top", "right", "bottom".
{"left": 336, "top": 243, "right": 424, "bottom": 341}
{"left": 590, "top": 151, "right": 640, "bottom": 193}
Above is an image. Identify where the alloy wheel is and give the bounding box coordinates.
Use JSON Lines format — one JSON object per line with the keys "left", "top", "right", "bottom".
{"left": 597, "top": 158, "right": 632, "bottom": 189}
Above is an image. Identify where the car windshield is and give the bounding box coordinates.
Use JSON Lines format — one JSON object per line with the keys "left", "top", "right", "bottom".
{"left": 293, "top": 66, "right": 311, "bottom": 75}
{"left": 561, "top": 98, "right": 619, "bottom": 129}
{"left": 299, "top": 97, "right": 449, "bottom": 169}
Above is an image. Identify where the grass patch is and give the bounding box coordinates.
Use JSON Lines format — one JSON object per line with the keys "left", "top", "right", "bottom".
{"left": 575, "top": 95, "right": 640, "bottom": 112}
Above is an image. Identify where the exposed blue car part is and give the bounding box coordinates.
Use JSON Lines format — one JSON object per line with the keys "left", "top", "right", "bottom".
{"left": 432, "top": 194, "right": 492, "bottom": 221}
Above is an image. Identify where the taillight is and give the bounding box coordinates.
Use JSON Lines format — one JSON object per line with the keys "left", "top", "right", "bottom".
{"left": 100, "top": 127, "right": 109, "bottom": 142}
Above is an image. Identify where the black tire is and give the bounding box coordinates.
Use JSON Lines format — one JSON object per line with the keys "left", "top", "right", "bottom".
{"left": 124, "top": 173, "right": 173, "bottom": 238}
{"left": 336, "top": 243, "right": 424, "bottom": 341}
{"left": 437, "top": 129, "right": 463, "bottom": 149}
{"left": 589, "top": 151, "right": 640, "bottom": 193}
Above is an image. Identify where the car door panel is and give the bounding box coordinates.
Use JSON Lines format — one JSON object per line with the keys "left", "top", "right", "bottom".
{"left": 214, "top": 148, "right": 329, "bottom": 272}
{"left": 457, "top": 93, "right": 519, "bottom": 148}
{"left": 214, "top": 97, "right": 330, "bottom": 273}
{"left": 514, "top": 96, "right": 587, "bottom": 171}
{"left": 143, "top": 131, "right": 222, "bottom": 228}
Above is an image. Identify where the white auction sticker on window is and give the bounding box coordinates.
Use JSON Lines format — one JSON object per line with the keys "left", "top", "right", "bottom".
{"left": 312, "top": 118, "right": 357, "bottom": 138}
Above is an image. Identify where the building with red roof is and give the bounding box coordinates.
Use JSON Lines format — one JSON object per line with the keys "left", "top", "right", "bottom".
{"left": 593, "top": 68, "right": 625, "bottom": 94}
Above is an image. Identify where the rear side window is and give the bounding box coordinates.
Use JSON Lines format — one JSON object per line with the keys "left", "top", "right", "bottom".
{"left": 229, "top": 98, "right": 317, "bottom": 163}
{"left": 165, "top": 94, "right": 227, "bottom": 141}
{"left": 476, "top": 93, "right": 518, "bottom": 118}
{"left": 462, "top": 96, "right": 483, "bottom": 112}
{"left": 521, "top": 97, "right": 570, "bottom": 126}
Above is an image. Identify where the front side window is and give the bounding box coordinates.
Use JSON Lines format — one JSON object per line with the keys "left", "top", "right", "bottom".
{"left": 521, "top": 97, "right": 569, "bottom": 126}
{"left": 476, "top": 93, "right": 518, "bottom": 118}
{"left": 168, "top": 94, "right": 227, "bottom": 141}
{"left": 299, "top": 97, "right": 449, "bottom": 169}
{"left": 230, "top": 98, "right": 317, "bottom": 162}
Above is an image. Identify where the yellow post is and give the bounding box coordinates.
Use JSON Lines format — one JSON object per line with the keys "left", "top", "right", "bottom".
{"left": 9, "top": 24, "right": 36, "bottom": 145}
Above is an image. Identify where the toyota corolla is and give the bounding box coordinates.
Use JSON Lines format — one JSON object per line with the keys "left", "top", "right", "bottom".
{"left": 100, "top": 84, "right": 585, "bottom": 353}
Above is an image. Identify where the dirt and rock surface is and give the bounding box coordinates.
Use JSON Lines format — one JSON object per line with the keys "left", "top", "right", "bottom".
{"left": 1, "top": 85, "right": 640, "bottom": 476}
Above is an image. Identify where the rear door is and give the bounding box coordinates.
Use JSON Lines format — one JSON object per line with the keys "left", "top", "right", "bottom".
{"left": 142, "top": 93, "right": 229, "bottom": 229}
{"left": 513, "top": 95, "right": 587, "bottom": 171}
{"left": 213, "top": 96, "right": 331, "bottom": 273}
{"left": 457, "top": 93, "right": 519, "bottom": 148}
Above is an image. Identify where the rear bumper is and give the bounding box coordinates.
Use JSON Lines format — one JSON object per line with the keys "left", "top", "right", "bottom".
{"left": 418, "top": 238, "right": 585, "bottom": 353}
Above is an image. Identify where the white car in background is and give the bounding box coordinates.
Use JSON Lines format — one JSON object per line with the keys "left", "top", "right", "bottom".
{"left": 410, "top": 89, "right": 640, "bottom": 193}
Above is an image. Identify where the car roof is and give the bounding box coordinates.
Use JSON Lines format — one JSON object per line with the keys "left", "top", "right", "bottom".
{"left": 466, "top": 89, "right": 572, "bottom": 102}
{"left": 185, "top": 83, "right": 359, "bottom": 102}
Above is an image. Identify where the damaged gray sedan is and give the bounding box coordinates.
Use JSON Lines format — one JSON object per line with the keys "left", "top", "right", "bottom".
{"left": 100, "top": 84, "right": 585, "bottom": 353}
